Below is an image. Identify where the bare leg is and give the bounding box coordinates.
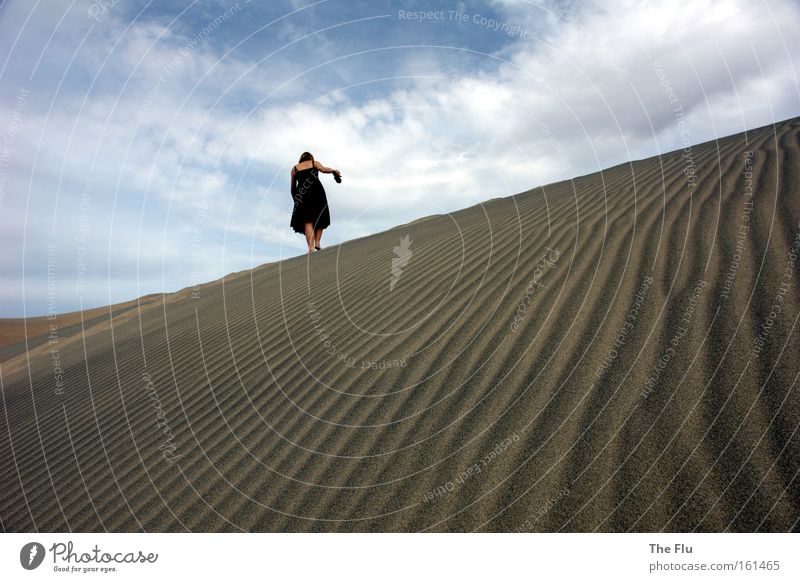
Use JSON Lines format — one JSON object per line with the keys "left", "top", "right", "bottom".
{"left": 314, "top": 228, "right": 323, "bottom": 249}
{"left": 304, "top": 223, "right": 315, "bottom": 253}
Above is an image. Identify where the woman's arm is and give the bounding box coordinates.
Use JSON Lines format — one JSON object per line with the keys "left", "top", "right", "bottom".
{"left": 313, "top": 160, "right": 339, "bottom": 174}
{"left": 290, "top": 166, "right": 296, "bottom": 196}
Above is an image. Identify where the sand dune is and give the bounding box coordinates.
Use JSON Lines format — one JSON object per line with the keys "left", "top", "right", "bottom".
{"left": 1, "top": 118, "right": 799, "bottom": 532}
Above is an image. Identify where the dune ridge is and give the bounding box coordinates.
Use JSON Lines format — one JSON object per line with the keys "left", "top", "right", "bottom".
{"left": 1, "top": 117, "right": 799, "bottom": 532}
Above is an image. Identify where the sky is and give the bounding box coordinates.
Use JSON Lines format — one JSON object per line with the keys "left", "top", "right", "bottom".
{"left": 0, "top": 0, "right": 798, "bottom": 317}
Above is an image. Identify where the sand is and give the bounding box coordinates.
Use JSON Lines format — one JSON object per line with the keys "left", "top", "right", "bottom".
{"left": 1, "top": 118, "right": 799, "bottom": 532}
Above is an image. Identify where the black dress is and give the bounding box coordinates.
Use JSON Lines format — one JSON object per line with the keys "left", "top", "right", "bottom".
{"left": 290, "top": 163, "right": 331, "bottom": 233}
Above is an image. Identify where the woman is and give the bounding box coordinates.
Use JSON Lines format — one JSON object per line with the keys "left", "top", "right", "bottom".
{"left": 290, "top": 152, "right": 341, "bottom": 253}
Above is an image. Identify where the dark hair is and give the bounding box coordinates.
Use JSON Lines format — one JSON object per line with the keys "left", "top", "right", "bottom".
{"left": 298, "top": 152, "right": 314, "bottom": 163}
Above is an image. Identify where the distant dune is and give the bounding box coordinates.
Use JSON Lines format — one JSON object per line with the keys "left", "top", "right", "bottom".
{"left": 1, "top": 118, "right": 799, "bottom": 532}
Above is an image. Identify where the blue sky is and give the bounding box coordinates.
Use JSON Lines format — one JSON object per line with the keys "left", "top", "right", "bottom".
{"left": 1, "top": 0, "right": 799, "bottom": 317}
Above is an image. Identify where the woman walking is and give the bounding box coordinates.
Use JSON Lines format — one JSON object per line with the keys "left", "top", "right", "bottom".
{"left": 290, "top": 152, "right": 341, "bottom": 254}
